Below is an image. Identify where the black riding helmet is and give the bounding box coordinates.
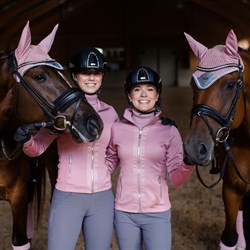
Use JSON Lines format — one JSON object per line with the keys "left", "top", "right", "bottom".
{"left": 69, "top": 48, "right": 107, "bottom": 73}
{"left": 69, "top": 48, "right": 107, "bottom": 94}
{"left": 124, "top": 67, "right": 162, "bottom": 107}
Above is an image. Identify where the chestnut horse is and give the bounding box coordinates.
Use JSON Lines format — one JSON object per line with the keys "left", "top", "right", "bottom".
{"left": 0, "top": 22, "right": 103, "bottom": 249}
{"left": 183, "top": 30, "right": 250, "bottom": 249}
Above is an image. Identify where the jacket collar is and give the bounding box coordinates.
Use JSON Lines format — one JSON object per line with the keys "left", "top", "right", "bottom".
{"left": 124, "top": 107, "right": 161, "bottom": 129}
{"left": 85, "top": 94, "right": 110, "bottom": 112}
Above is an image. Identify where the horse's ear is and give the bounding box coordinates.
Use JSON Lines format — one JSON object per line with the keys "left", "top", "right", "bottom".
{"left": 38, "top": 24, "right": 59, "bottom": 53}
{"left": 184, "top": 32, "right": 208, "bottom": 60}
{"left": 225, "top": 29, "right": 238, "bottom": 56}
{"left": 15, "top": 21, "right": 31, "bottom": 59}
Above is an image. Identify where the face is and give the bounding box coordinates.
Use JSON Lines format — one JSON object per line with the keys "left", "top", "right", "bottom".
{"left": 73, "top": 71, "right": 103, "bottom": 94}
{"left": 128, "top": 83, "right": 159, "bottom": 112}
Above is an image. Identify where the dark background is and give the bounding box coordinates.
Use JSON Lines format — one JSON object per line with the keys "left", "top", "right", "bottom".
{"left": 1, "top": 0, "right": 250, "bottom": 73}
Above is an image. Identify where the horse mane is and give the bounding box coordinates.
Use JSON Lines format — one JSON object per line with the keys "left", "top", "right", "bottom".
{"left": 0, "top": 53, "right": 14, "bottom": 130}
{"left": 235, "top": 47, "right": 250, "bottom": 82}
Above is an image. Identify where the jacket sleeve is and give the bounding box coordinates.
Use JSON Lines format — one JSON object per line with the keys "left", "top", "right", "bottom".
{"left": 168, "top": 162, "right": 194, "bottom": 187}
{"left": 105, "top": 125, "right": 119, "bottom": 174}
{"left": 166, "top": 126, "right": 194, "bottom": 187}
{"left": 23, "top": 128, "right": 57, "bottom": 157}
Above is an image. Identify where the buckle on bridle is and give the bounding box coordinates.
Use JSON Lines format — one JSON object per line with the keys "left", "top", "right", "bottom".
{"left": 53, "top": 115, "right": 71, "bottom": 131}
{"left": 215, "top": 127, "right": 229, "bottom": 144}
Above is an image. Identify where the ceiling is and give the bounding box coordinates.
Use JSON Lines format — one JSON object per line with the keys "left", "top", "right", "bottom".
{"left": 1, "top": 0, "right": 250, "bottom": 66}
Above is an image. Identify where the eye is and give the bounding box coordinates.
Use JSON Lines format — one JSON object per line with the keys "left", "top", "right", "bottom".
{"left": 226, "top": 81, "right": 236, "bottom": 90}
{"left": 34, "top": 73, "right": 46, "bottom": 82}
{"left": 147, "top": 87, "right": 154, "bottom": 91}
{"left": 133, "top": 87, "right": 140, "bottom": 92}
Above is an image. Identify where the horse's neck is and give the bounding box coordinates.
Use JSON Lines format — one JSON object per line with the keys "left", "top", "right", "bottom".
{"left": 0, "top": 88, "right": 14, "bottom": 130}
{"left": 237, "top": 52, "right": 250, "bottom": 137}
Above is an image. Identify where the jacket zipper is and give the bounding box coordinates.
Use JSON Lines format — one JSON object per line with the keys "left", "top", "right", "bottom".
{"left": 91, "top": 144, "right": 95, "bottom": 192}
{"left": 68, "top": 154, "right": 72, "bottom": 177}
{"left": 119, "top": 173, "right": 123, "bottom": 199}
{"left": 137, "top": 129, "right": 142, "bottom": 212}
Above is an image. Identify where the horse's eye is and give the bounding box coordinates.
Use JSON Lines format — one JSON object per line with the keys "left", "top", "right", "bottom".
{"left": 226, "top": 82, "right": 235, "bottom": 90}
{"left": 34, "top": 73, "right": 46, "bottom": 82}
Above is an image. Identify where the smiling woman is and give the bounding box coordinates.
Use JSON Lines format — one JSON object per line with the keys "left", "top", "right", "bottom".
{"left": 124, "top": 66, "right": 162, "bottom": 110}
{"left": 0, "top": 21, "right": 103, "bottom": 250}
{"left": 20, "top": 47, "right": 120, "bottom": 250}
{"left": 105, "top": 66, "right": 194, "bottom": 250}
{"left": 128, "top": 84, "right": 159, "bottom": 113}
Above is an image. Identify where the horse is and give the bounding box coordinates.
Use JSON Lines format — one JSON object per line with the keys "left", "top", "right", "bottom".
{"left": 0, "top": 21, "right": 103, "bottom": 250}
{"left": 183, "top": 30, "right": 250, "bottom": 250}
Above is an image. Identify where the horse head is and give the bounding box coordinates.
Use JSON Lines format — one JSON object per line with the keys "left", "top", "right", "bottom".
{"left": 183, "top": 30, "right": 248, "bottom": 166}
{"left": 0, "top": 21, "right": 103, "bottom": 145}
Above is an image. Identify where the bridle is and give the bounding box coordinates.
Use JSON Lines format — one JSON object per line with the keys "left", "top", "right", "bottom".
{"left": 192, "top": 62, "right": 245, "bottom": 143}
{"left": 8, "top": 52, "right": 85, "bottom": 131}
{"left": 0, "top": 52, "right": 86, "bottom": 160}
{"left": 190, "top": 61, "right": 250, "bottom": 187}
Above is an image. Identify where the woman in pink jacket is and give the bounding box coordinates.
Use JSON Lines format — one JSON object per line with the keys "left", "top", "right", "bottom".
{"left": 14, "top": 48, "right": 119, "bottom": 250}
{"left": 106, "top": 66, "right": 194, "bottom": 250}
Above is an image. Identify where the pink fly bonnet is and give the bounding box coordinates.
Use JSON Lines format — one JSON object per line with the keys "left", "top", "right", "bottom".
{"left": 184, "top": 30, "right": 243, "bottom": 89}
{"left": 14, "top": 21, "right": 63, "bottom": 81}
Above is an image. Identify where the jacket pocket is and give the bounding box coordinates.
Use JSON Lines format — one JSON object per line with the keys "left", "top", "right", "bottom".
{"left": 158, "top": 176, "right": 162, "bottom": 199}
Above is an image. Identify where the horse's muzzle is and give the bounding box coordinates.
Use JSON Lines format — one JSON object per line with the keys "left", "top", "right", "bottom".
{"left": 86, "top": 117, "right": 102, "bottom": 138}
{"left": 70, "top": 115, "right": 103, "bottom": 143}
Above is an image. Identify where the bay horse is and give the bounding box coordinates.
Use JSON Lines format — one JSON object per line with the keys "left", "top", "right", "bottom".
{"left": 183, "top": 30, "right": 250, "bottom": 249}
{"left": 0, "top": 21, "right": 103, "bottom": 249}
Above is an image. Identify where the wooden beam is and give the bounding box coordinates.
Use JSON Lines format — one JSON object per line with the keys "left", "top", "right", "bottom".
{"left": 190, "top": 0, "right": 250, "bottom": 37}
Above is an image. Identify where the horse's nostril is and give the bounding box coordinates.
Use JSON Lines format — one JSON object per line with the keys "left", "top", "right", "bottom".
{"left": 87, "top": 118, "right": 100, "bottom": 136}
{"left": 199, "top": 143, "right": 207, "bottom": 156}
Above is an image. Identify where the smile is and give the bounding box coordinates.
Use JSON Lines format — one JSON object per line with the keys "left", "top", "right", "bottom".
{"left": 86, "top": 83, "right": 96, "bottom": 87}
{"left": 139, "top": 100, "right": 150, "bottom": 103}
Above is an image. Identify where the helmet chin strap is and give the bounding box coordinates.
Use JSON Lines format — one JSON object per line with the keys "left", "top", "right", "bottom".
{"left": 132, "top": 106, "right": 160, "bottom": 115}
{"left": 88, "top": 85, "right": 102, "bottom": 95}
{"left": 75, "top": 83, "right": 102, "bottom": 95}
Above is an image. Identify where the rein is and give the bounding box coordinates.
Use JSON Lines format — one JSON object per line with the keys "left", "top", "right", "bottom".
{"left": 0, "top": 122, "right": 48, "bottom": 160}
{"left": 191, "top": 61, "right": 250, "bottom": 187}
{"left": 0, "top": 52, "right": 86, "bottom": 160}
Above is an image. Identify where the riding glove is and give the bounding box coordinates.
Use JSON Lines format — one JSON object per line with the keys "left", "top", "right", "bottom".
{"left": 14, "top": 125, "right": 31, "bottom": 143}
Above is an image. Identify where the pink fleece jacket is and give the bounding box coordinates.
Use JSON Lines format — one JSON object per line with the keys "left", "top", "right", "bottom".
{"left": 106, "top": 108, "right": 194, "bottom": 213}
{"left": 23, "top": 95, "right": 119, "bottom": 193}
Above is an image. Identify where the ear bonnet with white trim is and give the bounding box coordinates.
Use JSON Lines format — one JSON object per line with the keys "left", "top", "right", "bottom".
{"left": 15, "top": 20, "right": 63, "bottom": 80}
{"left": 184, "top": 30, "right": 242, "bottom": 89}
